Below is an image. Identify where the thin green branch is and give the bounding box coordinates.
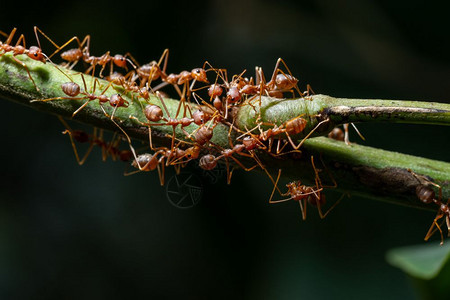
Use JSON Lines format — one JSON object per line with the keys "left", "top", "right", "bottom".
{"left": 1, "top": 53, "right": 449, "bottom": 209}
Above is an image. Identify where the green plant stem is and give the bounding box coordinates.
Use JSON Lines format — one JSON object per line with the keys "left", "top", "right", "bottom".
{"left": 1, "top": 53, "right": 449, "bottom": 209}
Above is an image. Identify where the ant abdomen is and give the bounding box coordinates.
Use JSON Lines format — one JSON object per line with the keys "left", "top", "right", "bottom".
{"left": 72, "top": 130, "right": 89, "bottom": 143}
{"left": 208, "top": 84, "right": 223, "bottom": 98}
{"left": 195, "top": 127, "right": 213, "bottom": 145}
{"left": 199, "top": 154, "right": 217, "bottom": 170}
{"left": 275, "top": 73, "right": 298, "bottom": 90}
{"left": 132, "top": 153, "right": 158, "bottom": 171}
{"left": 328, "top": 127, "right": 345, "bottom": 141}
{"left": 286, "top": 118, "right": 307, "bottom": 135}
{"left": 61, "top": 82, "right": 81, "bottom": 97}
{"left": 144, "top": 105, "right": 164, "bottom": 122}
{"left": 61, "top": 48, "right": 83, "bottom": 62}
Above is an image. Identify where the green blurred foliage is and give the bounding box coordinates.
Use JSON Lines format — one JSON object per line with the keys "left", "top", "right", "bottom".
{"left": 387, "top": 242, "right": 450, "bottom": 279}
{"left": 0, "top": 0, "right": 449, "bottom": 298}
{"left": 387, "top": 243, "right": 450, "bottom": 299}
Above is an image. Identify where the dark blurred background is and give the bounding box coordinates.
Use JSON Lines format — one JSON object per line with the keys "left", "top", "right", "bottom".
{"left": 1, "top": 0, "right": 449, "bottom": 298}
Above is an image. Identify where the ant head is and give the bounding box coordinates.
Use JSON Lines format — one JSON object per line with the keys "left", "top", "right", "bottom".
{"left": 27, "top": 46, "right": 46, "bottom": 63}
{"left": 191, "top": 68, "right": 208, "bottom": 83}
{"left": 242, "top": 136, "right": 258, "bottom": 150}
{"left": 227, "top": 86, "right": 241, "bottom": 103}
{"left": 109, "top": 94, "right": 126, "bottom": 107}
{"left": 113, "top": 54, "right": 127, "bottom": 68}
{"left": 193, "top": 110, "right": 207, "bottom": 125}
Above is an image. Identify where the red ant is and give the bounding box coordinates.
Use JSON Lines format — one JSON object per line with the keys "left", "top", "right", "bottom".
{"left": 166, "top": 122, "right": 216, "bottom": 168}
{"left": 58, "top": 116, "right": 132, "bottom": 165}
{"left": 127, "top": 142, "right": 189, "bottom": 185}
{"left": 0, "top": 27, "right": 51, "bottom": 91}
{"left": 130, "top": 91, "right": 212, "bottom": 151}
{"left": 258, "top": 58, "right": 306, "bottom": 98}
{"left": 233, "top": 58, "right": 305, "bottom": 108}
{"left": 328, "top": 127, "right": 345, "bottom": 141}
{"left": 327, "top": 124, "right": 366, "bottom": 145}
{"left": 33, "top": 27, "right": 137, "bottom": 77}
{"left": 409, "top": 169, "right": 450, "bottom": 245}
{"left": 237, "top": 115, "right": 329, "bottom": 155}
{"left": 199, "top": 139, "right": 262, "bottom": 184}
{"left": 31, "top": 73, "right": 128, "bottom": 118}
{"left": 128, "top": 151, "right": 166, "bottom": 185}
{"left": 269, "top": 156, "right": 340, "bottom": 220}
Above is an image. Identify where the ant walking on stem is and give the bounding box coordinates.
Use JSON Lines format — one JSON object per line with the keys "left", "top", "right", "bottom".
{"left": 34, "top": 26, "right": 137, "bottom": 77}
{"left": 31, "top": 72, "right": 128, "bottom": 119}
{"left": 0, "top": 27, "right": 53, "bottom": 91}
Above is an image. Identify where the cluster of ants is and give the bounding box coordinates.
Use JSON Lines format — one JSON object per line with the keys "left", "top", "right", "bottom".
{"left": 2, "top": 27, "right": 448, "bottom": 243}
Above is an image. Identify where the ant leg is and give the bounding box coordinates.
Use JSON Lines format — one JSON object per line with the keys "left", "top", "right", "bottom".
{"left": 446, "top": 215, "right": 450, "bottom": 238}
{"left": 175, "top": 83, "right": 188, "bottom": 118}
{"left": 228, "top": 155, "right": 259, "bottom": 172}
{"left": 268, "top": 170, "right": 293, "bottom": 203}
{"left": 299, "top": 199, "right": 307, "bottom": 220}
{"left": 268, "top": 59, "right": 281, "bottom": 86}
{"left": 317, "top": 154, "right": 337, "bottom": 189}
{"left": 311, "top": 155, "right": 323, "bottom": 188}
{"left": 98, "top": 52, "right": 111, "bottom": 78}
{"left": 425, "top": 212, "right": 444, "bottom": 244}
{"left": 317, "top": 193, "right": 346, "bottom": 219}
{"left": 72, "top": 99, "right": 94, "bottom": 117}
{"left": 121, "top": 52, "right": 137, "bottom": 71}
{"left": 274, "top": 139, "right": 292, "bottom": 155}
{"left": 4, "top": 28, "right": 17, "bottom": 46}
{"left": 124, "top": 52, "right": 140, "bottom": 68}
{"left": 304, "top": 84, "right": 315, "bottom": 97}
{"left": 34, "top": 26, "right": 87, "bottom": 59}
{"left": 156, "top": 91, "right": 172, "bottom": 119}
{"left": 31, "top": 96, "right": 85, "bottom": 103}
{"left": 343, "top": 123, "right": 350, "bottom": 145}
{"left": 0, "top": 29, "right": 9, "bottom": 39}
{"left": 157, "top": 158, "right": 165, "bottom": 186}
{"left": 155, "top": 92, "right": 179, "bottom": 150}
{"left": 106, "top": 106, "right": 141, "bottom": 168}
{"left": 351, "top": 123, "right": 366, "bottom": 141}
{"left": 15, "top": 33, "right": 26, "bottom": 48}
{"left": 271, "top": 58, "right": 303, "bottom": 97}
{"left": 100, "top": 129, "right": 111, "bottom": 161}
{"left": 11, "top": 56, "right": 39, "bottom": 92}
{"left": 158, "top": 49, "right": 169, "bottom": 75}
{"left": 225, "top": 161, "right": 236, "bottom": 185}
{"left": 58, "top": 116, "right": 95, "bottom": 165}
{"left": 286, "top": 118, "right": 330, "bottom": 150}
